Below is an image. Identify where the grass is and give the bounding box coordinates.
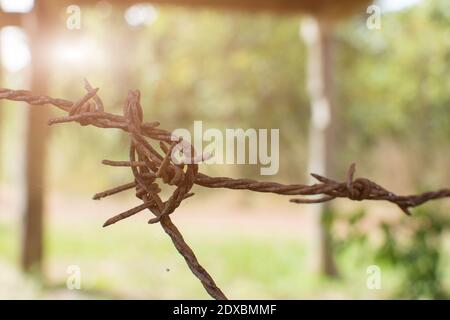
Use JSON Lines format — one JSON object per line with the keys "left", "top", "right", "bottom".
{"left": 1, "top": 192, "right": 448, "bottom": 299}
{"left": 0, "top": 214, "right": 395, "bottom": 300}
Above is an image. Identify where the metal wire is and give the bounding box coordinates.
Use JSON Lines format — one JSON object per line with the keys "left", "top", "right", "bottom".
{"left": 1, "top": 82, "right": 449, "bottom": 300}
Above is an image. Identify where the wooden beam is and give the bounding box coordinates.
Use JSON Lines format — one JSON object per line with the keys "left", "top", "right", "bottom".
{"left": 0, "top": 0, "right": 371, "bottom": 30}
{"left": 0, "top": 0, "right": 370, "bottom": 32}
{"left": 71, "top": 0, "right": 371, "bottom": 18}
{"left": 0, "top": 12, "right": 23, "bottom": 27}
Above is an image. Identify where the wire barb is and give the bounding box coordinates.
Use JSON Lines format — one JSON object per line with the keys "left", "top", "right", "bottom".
{"left": 1, "top": 82, "right": 449, "bottom": 300}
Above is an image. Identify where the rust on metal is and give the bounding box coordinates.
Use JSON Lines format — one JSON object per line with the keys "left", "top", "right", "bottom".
{"left": 1, "top": 82, "right": 449, "bottom": 300}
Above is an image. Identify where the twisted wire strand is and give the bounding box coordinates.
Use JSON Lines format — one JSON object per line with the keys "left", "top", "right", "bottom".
{"left": 1, "top": 83, "right": 449, "bottom": 300}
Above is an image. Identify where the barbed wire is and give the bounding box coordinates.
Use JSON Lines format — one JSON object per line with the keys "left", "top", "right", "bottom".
{"left": 1, "top": 81, "right": 449, "bottom": 300}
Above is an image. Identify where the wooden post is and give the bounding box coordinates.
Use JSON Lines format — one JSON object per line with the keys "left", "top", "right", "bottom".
{"left": 301, "top": 16, "right": 338, "bottom": 277}
{"left": 20, "top": 1, "right": 52, "bottom": 275}
{"left": 0, "top": 34, "right": 3, "bottom": 180}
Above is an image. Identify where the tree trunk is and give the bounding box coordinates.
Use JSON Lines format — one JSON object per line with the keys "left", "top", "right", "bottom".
{"left": 300, "top": 16, "right": 338, "bottom": 277}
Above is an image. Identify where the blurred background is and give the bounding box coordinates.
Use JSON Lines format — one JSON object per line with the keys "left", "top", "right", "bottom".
{"left": 0, "top": 0, "right": 449, "bottom": 299}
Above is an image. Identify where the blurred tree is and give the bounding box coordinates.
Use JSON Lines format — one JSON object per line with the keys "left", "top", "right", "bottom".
{"left": 335, "top": 0, "right": 450, "bottom": 180}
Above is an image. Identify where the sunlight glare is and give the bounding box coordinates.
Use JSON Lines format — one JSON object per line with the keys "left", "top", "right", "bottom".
{"left": 0, "top": 27, "right": 31, "bottom": 72}
{"left": 376, "top": 0, "right": 423, "bottom": 12}
{"left": 0, "top": 0, "right": 34, "bottom": 13}
{"left": 52, "top": 38, "right": 99, "bottom": 65}
{"left": 124, "top": 4, "right": 158, "bottom": 27}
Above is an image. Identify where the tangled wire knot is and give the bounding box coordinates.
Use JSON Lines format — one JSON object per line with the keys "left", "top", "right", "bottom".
{"left": 1, "top": 81, "right": 449, "bottom": 300}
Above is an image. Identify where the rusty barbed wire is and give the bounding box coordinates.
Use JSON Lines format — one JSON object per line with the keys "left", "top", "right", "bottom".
{"left": 1, "top": 82, "right": 449, "bottom": 300}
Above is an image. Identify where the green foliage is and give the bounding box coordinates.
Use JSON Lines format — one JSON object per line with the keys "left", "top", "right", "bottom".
{"left": 2, "top": 1, "right": 448, "bottom": 188}
{"left": 336, "top": 0, "right": 450, "bottom": 152}
{"left": 376, "top": 209, "right": 450, "bottom": 299}
{"left": 41, "top": 8, "right": 311, "bottom": 188}
{"left": 334, "top": 207, "right": 450, "bottom": 299}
